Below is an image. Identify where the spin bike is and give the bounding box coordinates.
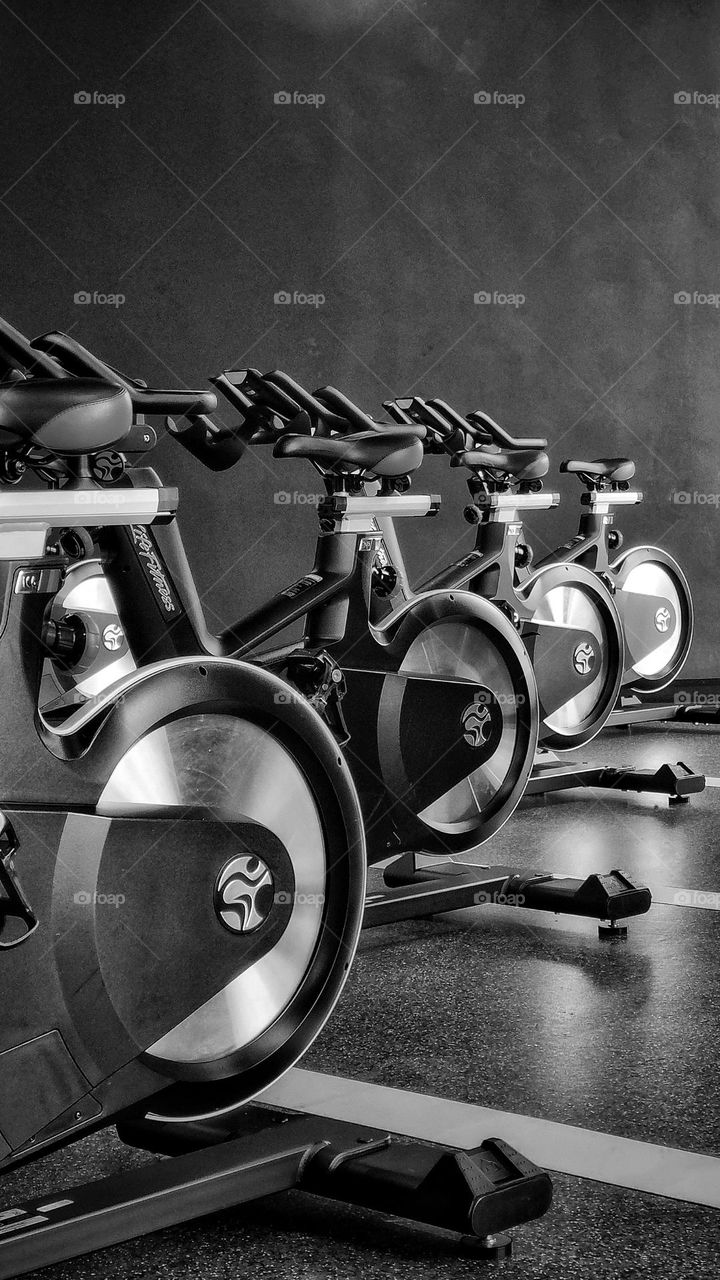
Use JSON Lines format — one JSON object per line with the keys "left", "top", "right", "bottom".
{"left": 432, "top": 403, "right": 694, "bottom": 691}
{"left": 226, "top": 372, "right": 625, "bottom": 751}
{"left": 423, "top": 403, "right": 720, "bottom": 731}
{"left": 382, "top": 393, "right": 710, "bottom": 784}
{"left": 10, "top": 326, "right": 655, "bottom": 929}
{"left": 0, "top": 332, "right": 555, "bottom": 1274}
{"left": 219, "top": 368, "right": 700, "bottom": 806}
{"left": 21, "top": 329, "right": 543, "bottom": 863}
{"left": 175, "top": 359, "right": 655, "bottom": 929}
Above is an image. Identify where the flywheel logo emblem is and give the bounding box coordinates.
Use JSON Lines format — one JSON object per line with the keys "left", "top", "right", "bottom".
{"left": 102, "top": 623, "right": 125, "bottom": 651}
{"left": 573, "top": 641, "right": 596, "bottom": 675}
{"left": 655, "top": 607, "right": 671, "bottom": 633}
{"left": 461, "top": 693, "right": 493, "bottom": 748}
{"left": 214, "top": 856, "right": 275, "bottom": 934}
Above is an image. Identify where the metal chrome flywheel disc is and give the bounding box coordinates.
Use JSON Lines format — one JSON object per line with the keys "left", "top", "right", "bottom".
{"left": 97, "top": 713, "right": 328, "bottom": 1111}
{"left": 619, "top": 561, "right": 685, "bottom": 680}
{"left": 530, "top": 581, "right": 612, "bottom": 738}
{"left": 395, "top": 618, "right": 533, "bottom": 840}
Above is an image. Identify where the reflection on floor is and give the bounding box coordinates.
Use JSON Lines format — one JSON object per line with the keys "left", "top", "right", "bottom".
{"left": 2, "top": 724, "right": 719, "bottom": 1279}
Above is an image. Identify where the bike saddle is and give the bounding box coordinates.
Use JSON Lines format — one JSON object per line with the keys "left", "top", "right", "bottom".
{"left": 0, "top": 377, "right": 132, "bottom": 454}
{"left": 273, "top": 427, "right": 425, "bottom": 477}
{"left": 561, "top": 457, "right": 635, "bottom": 483}
{"left": 452, "top": 446, "right": 549, "bottom": 482}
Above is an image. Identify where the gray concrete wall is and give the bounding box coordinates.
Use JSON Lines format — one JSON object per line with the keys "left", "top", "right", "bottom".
{"left": 3, "top": 0, "right": 717, "bottom": 669}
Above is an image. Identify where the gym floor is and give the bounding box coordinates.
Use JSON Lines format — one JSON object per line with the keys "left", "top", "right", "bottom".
{"left": 4, "top": 723, "right": 719, "bottom": 1280}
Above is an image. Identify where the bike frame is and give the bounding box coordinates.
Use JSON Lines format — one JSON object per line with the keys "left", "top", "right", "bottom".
{"left": 386, "top": 395, "right": 691, "bottom": 696}
{"left": 535, "top": 484, "right": 694, "bottom": 691}
{"left": 539, "top": 486, "right": 642, "bottom": 575}
{"left": 357, "top": 481, "right": 623, "bottom": 748}
{"left": 87, "top": 472, "right": 538, "bottom": 861}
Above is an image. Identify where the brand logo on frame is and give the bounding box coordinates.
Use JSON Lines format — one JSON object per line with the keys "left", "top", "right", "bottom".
{"left": 130, "top": 525, "right": 177, "bottom": 613}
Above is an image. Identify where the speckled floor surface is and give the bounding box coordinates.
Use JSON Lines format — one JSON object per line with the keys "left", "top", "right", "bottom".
{"left": 2, "top": 724, "right": 719, "bottom": 1279}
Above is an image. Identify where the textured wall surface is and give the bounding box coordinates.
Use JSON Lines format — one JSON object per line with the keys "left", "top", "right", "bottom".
{"left": 2, "top": 1, "right": 718, "bottom": 669}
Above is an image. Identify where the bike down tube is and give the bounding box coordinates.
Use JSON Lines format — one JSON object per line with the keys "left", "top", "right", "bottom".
{"left": 100, "top": 488, "right": 440, "bottom": 664}
{"left": 417, "top": 508, "right": 520, "bottom": 599}
{"left": 222, "top": 492, "right": 440, "bottom": 655}
{"left": 100, "top": 516, "right": 358, "bottom": 663}
{"left": 420, "top": 525, "right": 515, "bottom": 599}
{"left": 538, "top": 492, "right": 642, "bottom": 574}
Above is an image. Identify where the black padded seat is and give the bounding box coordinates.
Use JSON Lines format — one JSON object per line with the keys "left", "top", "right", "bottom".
{"left": 452, "top": 446, "right": 549, "bottom": 483}
{"left": 561, "top": 457, "right": 635, "bottom": 483}
{"left": 0, "top": 379, "right": 133, "bottom": 455}
{"left": 273, "top": 427, "right": 425, "bottom": 478}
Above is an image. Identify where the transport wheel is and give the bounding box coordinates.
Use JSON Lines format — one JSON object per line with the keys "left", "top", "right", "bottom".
{"left": 611, "top": 549, "right": 693, "bottom": 694}
{"left": 378, "top": 596, "right": 539, "bottom": 853}
{"left": 93, "top": 664, "right": 366, "bottom": 1122}
{"left": 518, "top": 564, "right": 624, "bottom": 750}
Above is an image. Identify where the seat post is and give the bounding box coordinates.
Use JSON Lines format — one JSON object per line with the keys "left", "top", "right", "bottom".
{"left": 62, "top": 455, "right": 97, "bottom": 489}
{"left": 305, "top": 490, "right": 441, "bottom": 648}
{"left": 305, "top": 531, "right": 361, "bottom": 649}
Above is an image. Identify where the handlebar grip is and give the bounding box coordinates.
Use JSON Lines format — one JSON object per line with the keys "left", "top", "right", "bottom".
{"left": 0, "top": 317, "right": 67, "bottom": 378}
{"left": 210, "top": 371, "right": 294, "bottom": 435}
{"left": 33, "top": 331, "right": 217, "bottom": 416}
{"left": 385, "top": 398, "right": 467, "bottom": 455}
{"left": 409, "top": 398, "right": 457, "bottom": 439}
{"left": 131, "top": 386, "right": 217, "bottom": 415}
{"left": 263, "top": 371, "right": 347, "bottom": 435}
{"left": 211, "top": 369, "right": 295, "bottom": 420}
{"left": 426, "top": 398, "right": 475, "bottom": 436}
{"left": 234, "top": 369, "right": 306, "bottom": 420}
{"left": 32, "top": 330, "right": 146, "bottom": 387}
{"left": 210, "top": 370, "right": 258, "bottom": 416}
{"left": 313, "top": 385, "right": 381, "bottom": 434}
{"left": 261, "top": 370, "right": 321, "bottom": 417}
{"left": 466, "top": 409, "right": 548, "bottom": 450}
{"left": 383, "top": 398, "right": 415, "bottom": 425}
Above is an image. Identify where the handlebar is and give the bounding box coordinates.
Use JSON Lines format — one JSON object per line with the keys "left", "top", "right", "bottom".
{"left": 211, "top": 370, "right": 312, "bottom": 444}
{"left": 383, "top": 398, "right": 414, "bottom": 425}
{"left": 0, "top": 317, "right": 68, "bottom": 379}
{"left": 32, "top": 332, "right": 217, "bottom": 417}
{"left": 262, "top": 372, "right": 347, "bottom": 435}
{"left": 384, "top": 397, "right": 465, "bottom": 456}
{"left": 237, "top": 369, "right": 304, "bottom": 419}
{"left": 426, "top": 398, "right": 475, "bottom": 436}
{"left": 466, "top": 409, "right": 547, "bottom": 451}
{"left": 312, "top": 385, "right": 380, "bottom": 434}
{"left": 314, "top": 386, "right": 431, "bottom": 445}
